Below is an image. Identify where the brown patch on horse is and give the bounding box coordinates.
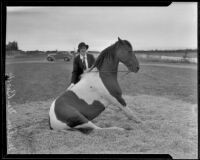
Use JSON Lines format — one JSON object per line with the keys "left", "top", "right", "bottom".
{"left": 100, "top": 73, "right": 126, "bottom": 106}
{"left": 91, "top": 40, "right": 128, "bottom": 106}
{"left": 54, "top": 91, "right": 105, "bottom": 128}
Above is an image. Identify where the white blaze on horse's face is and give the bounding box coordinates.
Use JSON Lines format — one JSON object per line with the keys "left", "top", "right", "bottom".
{"left": 116, "top": 39, "right": 140, "bottom": 73}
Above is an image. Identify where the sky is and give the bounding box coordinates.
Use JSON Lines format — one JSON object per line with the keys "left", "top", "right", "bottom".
{"left": 6, "top": 3, "right": 197, "bottom": 51}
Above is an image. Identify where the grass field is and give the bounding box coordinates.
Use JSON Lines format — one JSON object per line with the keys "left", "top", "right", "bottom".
{"left": 135, "top": 50, "right": 197, "bottom": 58}
{"left": 6, "top": 59, "right": 197, "bottom": 105}
{"left": 5, "top": 58, "right": 197, "bottom": 158}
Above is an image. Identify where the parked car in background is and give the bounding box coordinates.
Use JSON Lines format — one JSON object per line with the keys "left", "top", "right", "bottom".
{"left": 46, "top": 51, "right": 73, "bottom": 62}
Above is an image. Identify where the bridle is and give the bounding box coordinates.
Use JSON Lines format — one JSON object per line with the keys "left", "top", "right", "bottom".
{"left": 86, "top": 49, "right": 136, "bottom": 76}
{"left": 88, "top": 70, "right": 132, "bottom": 77}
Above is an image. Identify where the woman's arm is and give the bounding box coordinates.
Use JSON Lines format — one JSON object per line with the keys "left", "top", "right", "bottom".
{"left": 91, "top": 54, "right": 96, "bottom": 66}
{"left": 70, "top": 57, "right": 79, "bottom": 84}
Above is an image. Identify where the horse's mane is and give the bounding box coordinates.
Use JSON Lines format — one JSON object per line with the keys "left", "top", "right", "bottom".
{"left": 91, "top": 40, "right": 132, "bottom": 70}
{"left": 92, "top": 42, "right": 117, "bottom": 70}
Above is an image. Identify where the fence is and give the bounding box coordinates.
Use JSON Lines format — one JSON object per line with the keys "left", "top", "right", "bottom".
{"left": 136, "top": 54, "right": 197, "bottom": 64}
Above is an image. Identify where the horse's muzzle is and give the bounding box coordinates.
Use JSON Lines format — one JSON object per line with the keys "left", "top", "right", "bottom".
{"left": 128, "top": 65, "right": 139, "bottom": 73}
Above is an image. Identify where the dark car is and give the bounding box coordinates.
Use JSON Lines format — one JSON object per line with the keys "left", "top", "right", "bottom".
{"left": 46, "top": 52, "right": 73, "bottom": 62}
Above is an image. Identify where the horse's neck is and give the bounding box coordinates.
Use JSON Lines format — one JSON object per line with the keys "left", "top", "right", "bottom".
{"left": 100, "top": 57, "right": 119, "bottom": 74}
{"left": 99, "top": 57, "right": 122, "bottom": 99}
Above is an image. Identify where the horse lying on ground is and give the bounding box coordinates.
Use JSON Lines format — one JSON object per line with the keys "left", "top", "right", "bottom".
{"left": 49, "top": 37, "right": 140, "bottom": 133}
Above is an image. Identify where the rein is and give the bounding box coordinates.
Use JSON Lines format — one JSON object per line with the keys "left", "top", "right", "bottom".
{"left": 88, "top": 64, "right": 130, "bottom": 73}
{"left": 88, "top": 70, "right": 131, "bottom": 77}
{"left": 90, "top": 70, "right": 128, "bottom": 72}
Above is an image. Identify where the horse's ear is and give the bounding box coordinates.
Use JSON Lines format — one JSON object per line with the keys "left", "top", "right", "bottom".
{"left": 118, "top": 37, "right": 123, "bottom": 42}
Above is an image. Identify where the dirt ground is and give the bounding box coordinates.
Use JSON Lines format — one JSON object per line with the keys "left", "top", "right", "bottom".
{"left": 7, "top": 95, "right": 197, "bottom": 158}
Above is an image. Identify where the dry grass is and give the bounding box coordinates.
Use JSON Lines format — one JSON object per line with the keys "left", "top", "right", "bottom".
{"left": 6, "top": 58, "right": 197, "bottom": 158}
{"left": 6, "top": 61, "right": 197, "bottom": 104}
{"left": 7, "top": 95, "right": 197, "bottom": 158}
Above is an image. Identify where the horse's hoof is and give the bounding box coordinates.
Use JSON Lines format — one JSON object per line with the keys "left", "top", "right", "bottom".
{"left": 77, "top": 128, "right": 94, "bottom": 134}
{"left": 124, "top": 126, "right": 133, "bottom": 130}
{"left": 135, "top": 118, "right": 143, "bottom": 123}
{"left": 129, "top": 117, "right": 141, "bottom": 124}
{"left": 114, "top": 127, "right": 125, "bottom": 131}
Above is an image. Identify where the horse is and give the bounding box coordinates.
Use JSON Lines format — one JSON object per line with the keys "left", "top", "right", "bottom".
{"left": 49, "top": 37, "right": 140, "bottom": 133}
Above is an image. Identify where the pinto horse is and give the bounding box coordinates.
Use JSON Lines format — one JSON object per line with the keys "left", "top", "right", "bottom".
{"left": 49, "top": 37, "right": 140, "bottom": 133}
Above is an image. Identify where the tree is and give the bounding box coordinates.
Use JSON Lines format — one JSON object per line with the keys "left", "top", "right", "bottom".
{"left": 6, "top": 41, "right": 19, "bottom": 51}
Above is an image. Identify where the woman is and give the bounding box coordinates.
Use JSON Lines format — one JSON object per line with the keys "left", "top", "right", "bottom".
{"left": 68, "top": 42, "right": 95, "bottom": 89}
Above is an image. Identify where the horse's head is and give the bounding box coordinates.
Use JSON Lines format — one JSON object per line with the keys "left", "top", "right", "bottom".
{"left": 116, "top": 37, "right": 140, "bottom": 73}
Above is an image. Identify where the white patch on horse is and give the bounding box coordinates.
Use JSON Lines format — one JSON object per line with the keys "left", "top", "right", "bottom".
{"left": 49, "top": 100, "right": 71, "bottom": 130}
{"left": 69, "top": 71, "right": 115, "bottom": 107}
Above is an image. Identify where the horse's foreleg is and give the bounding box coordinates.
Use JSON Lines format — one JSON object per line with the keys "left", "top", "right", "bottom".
{"left": 75, "top": 121, "right": 101, "bottom": 130}
{"left": 114, "top": 95, "right": 141, "bottom": 123}
{"left": 102, "top": 126, "right": 124, "bottom": 130}
{"left": 74, "top": 121, "right": 124, "bottom": 131}
{"left": 121, "top": 106, "right": 141, "bottom": 123}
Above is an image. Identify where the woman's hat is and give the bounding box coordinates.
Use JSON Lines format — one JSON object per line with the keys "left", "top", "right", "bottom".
{"left": 78, "top": 42, "right": 89, "bottom": 52}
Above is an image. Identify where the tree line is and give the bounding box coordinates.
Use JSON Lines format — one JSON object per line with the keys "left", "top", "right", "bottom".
{"left": 6, "top": 41, "right": 197, "bottom": 53}
{"left": 6, "top": 41, "right": 19, "bottom": 51}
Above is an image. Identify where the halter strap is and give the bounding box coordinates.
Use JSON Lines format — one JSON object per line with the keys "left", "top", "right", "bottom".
{"left": 88, "top": 64, "right": 130, "bottom": 73}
